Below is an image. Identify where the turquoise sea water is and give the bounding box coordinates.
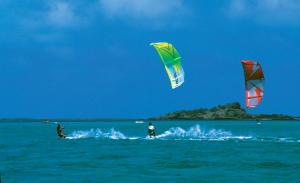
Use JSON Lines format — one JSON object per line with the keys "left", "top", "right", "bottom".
{"left": 1, "top": 121, "right": 300, "bottom": 182}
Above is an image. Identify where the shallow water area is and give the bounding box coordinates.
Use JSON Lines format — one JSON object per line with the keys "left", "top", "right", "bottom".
{"left": 1, "top": 121, "right": 300, "bottom": 182}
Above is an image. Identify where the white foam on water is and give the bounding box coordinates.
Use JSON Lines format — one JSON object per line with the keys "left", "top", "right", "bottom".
{"left": 154, "top": 125, "right": 251, "bottom": 141}
{"left": 65, "top": 124, "right": 300, "bottom": 143}
{"left": 250, "top": 136, "right": 300, "bottom": 143}
{"left": 66, "top": 128, "right": 126, "bottom": 140}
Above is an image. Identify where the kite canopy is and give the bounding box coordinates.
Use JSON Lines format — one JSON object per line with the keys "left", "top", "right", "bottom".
{"left": 150, "top": 42, "right": 184, "bottom": 89}
{"left": 241, "top": 60, "right": 265, "bottom": 108}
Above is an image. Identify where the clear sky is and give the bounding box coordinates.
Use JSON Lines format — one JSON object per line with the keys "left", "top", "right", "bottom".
{"left": 0, "top": 0, "right": 299, "bottom": 118}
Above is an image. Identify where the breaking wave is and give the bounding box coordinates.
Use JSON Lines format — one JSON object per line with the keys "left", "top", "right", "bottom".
{"left": 65, "top": 125, "right": 300, "bottom": 143}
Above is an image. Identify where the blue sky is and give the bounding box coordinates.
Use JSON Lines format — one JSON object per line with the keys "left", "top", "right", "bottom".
{"left": 0, "top": 0, "right": 300, "bottom": 118}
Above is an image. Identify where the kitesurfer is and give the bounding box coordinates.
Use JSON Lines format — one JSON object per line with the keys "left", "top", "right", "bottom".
{"left": 57, "top": 123, "right": 66, "bottom": 139}
{"left": 148, "top": 122, "right": 156, "bottom": 138}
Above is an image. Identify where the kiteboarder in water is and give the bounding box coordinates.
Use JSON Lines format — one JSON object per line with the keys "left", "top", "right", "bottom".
{"left": 148, "top": 122, "right": 156, "bottom": 138}
{"left": 57, "top": 123, "right": 66, "bottom": 139}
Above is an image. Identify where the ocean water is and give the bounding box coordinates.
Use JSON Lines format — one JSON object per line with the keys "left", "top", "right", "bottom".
{"left": 1, "top": 121, "right": 300, "bottom": 183}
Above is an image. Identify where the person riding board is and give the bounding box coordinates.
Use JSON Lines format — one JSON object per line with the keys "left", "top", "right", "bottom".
{"left": 57, "top": 123, "right": 66, "bottom": 138}
{"left": 148, "top": 122, "right": 156, "bottom": 138}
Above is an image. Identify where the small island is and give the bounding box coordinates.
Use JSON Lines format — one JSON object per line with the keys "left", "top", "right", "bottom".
{"left": 0, "top": 102, "right": 298, "bottom": 122}
{"left": 149, "top": 102, "right": 297, "bottom": 121}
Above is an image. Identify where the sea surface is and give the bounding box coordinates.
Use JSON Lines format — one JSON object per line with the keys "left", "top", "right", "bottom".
{"left": 1, "top": 121, "right": 300, "bottom": 182}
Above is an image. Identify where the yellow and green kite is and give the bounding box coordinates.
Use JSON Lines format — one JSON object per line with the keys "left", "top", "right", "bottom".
{"left": 150, "top": 42, "right": 184, "bottom": 89}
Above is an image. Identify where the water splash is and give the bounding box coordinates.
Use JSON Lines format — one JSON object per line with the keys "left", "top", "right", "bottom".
{"left": 155, "top": 125, "right": 249, "bottom": 141}
{"left": 65, "top": 124, "right": 300, "bottom": 143}
{"left": 66, "top": 128, "right": 126, "bottom": 140}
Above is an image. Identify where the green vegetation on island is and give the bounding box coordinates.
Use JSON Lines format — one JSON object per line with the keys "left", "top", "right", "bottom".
{"left": 150, "top": 102, "right": 295, "bottom": 120}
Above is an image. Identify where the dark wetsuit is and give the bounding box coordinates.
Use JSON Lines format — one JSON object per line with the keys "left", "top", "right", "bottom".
{"left": 57, "top": 125, "right": 66, "bottom": 138}
{"left": 148, "top": 125, "right": 156, "bottom": 137}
